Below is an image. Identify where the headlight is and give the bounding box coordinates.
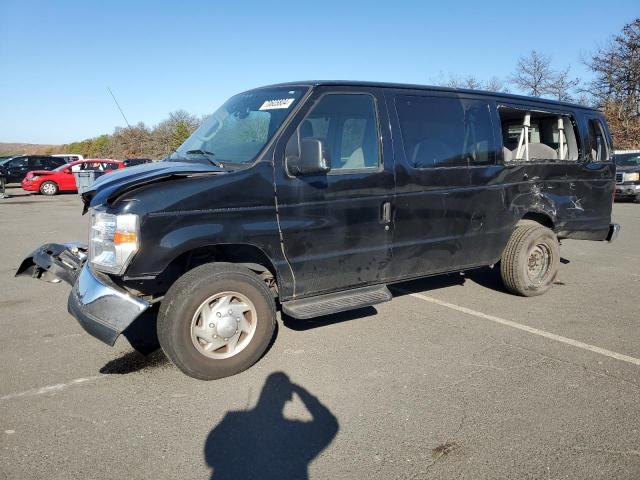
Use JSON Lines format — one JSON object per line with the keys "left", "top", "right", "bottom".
{"left": 30, "top": 175, "right": 40, "bottom": 181}
{"left": 89, "top": 210, "right": 139, "bottom": 274}
{"left": 624, "top": 172, "right": 640, "bottom": 182}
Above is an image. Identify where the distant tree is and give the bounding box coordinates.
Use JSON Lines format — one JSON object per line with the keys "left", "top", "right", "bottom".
{"left": 149, "top": 110, "right": 201, "bottom": 158}
{"left": 445, "top": 75, "right": 483, "bottom": 90}
{"left": 483, "top": 76, "right": 510, "bottom": 93}
{"left": 109, "top": 122, "right": 152, "bottom": 159}
{"left": 585, "top": 18, "right": 640, "bottom": 149}
{"left": 547, "top": 66, "right": 581, "bottom": 102}
{"left": 510, "top": 50, "right": 555, "bottom": 97}
{"left": 439, "top": 74, "right": 509, "bottom": 93}
{"left": 91, "top": 134, "right": 111, "bottom": 158}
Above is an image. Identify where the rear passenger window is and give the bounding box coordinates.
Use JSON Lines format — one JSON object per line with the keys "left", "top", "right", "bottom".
{"left": 28, "top": 157, "right": 44, "bottom": 168}
{"left": 587, "top": 119, "right": 610, "bottom": 162}
{"left": 499, "top": 107, "right": 580, "bottom": 162}
{"left": 395, "top": 95, "right": 495, "bottom": 168}
{"left": 289, "top": 93, "right": 380, "bottom": 171}
{"left": 49, "top": 158, "right": 66, "bottom": 168}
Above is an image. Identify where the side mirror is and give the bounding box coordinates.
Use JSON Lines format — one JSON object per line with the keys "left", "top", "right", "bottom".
{"left": 286, "top": 137, "right": 331, "bottom": 176}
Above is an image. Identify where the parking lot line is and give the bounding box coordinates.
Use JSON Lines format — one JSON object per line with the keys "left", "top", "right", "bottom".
{"left": 0, "top": 376, "right": 104, "bottom": 401}
{"left": 401, "top": 291, "right": 640, "bottom": 367}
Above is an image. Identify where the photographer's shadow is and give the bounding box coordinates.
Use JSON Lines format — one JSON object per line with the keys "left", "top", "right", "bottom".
{"left": 204, "top": 372, "right": 339, "bottom": 480}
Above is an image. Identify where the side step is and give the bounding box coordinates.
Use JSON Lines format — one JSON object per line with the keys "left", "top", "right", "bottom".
{"left": 282, "top": 285, "right": 392, "bottom": 319}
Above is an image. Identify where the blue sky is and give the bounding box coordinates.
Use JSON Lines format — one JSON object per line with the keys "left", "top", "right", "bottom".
{"left": 0, "top": 0, "right": 637, "bottom": 144}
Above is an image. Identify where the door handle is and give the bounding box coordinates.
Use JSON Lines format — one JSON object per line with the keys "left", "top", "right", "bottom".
{"left": 381, "top": 202, "right": 392, "bottom": 224}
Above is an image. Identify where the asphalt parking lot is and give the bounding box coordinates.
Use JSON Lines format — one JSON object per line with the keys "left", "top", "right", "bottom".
{"left": 1, "top": 185, "right": 639, "bottom": 480}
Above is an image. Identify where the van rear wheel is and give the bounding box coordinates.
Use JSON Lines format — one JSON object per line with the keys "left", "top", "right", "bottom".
{"left": 158, "top": 263, "right": 276, "bottom": 380}
{"left": 500, "top": 223, "right": 559, "bottom": 297}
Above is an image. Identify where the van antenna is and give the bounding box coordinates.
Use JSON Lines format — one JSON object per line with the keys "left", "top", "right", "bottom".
{"left": 107, "top": 87, "right": 131, "bottom": 128}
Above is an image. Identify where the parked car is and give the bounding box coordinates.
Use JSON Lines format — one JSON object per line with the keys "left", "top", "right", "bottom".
{"left": 52, "top": 153, "right": 84, "bottom": 163}
{"left": 122, "top": 158, "right": 153, "bottom": 167}
{"left": 17, "top": 81, "right": 619, "bottom": 380}
{"left": 21, "top": 159, "right": 124, "bottom": 195}
{"left": 0, "top": 155, "right": 66, "bottom": 183}
{"left": 614, "top": 151, "right": 640, "bottom": 202}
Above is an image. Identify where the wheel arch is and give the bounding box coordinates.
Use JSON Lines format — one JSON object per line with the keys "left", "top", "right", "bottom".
{"left": 149, "top": 243, "right": 282, "bottom": 297}
{"left": 519, "top": 211, "right": 555, "bottom": 229}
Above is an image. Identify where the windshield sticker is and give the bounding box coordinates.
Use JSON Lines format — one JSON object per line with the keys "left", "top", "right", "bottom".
{"left": 259, "top": 98, "right": 295, "bottom": 110}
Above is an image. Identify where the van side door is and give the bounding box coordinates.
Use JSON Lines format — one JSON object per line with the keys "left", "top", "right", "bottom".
{"left": 273, "top": 86, "right": 395, "bottom": 298}
{"left": 574, "top": 113, "right": 615, "bottom": 235}
{"left": 462, "top": 99, "right": 511, "bottom": 266}
{"left": 385, "top": 90, "right": 478, "bottom": 280}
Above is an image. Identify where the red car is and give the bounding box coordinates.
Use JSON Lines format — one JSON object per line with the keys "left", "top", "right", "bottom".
{"left": 22, "top": 159, "right": 124, "bottom": 195}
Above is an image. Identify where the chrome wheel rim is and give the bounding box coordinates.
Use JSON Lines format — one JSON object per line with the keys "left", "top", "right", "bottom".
{"left": 526, "top": 243, "right": 551, "bottom": 285}
{"left": 190, "top": 291, "right": 257, "bottom": 359}
{"left": 42, "top": 183, "right": 56, "bottom": 195}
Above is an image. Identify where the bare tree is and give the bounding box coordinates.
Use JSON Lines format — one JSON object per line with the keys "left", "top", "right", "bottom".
{"left": 510, "top": 50, "right": 554, "bottom": 97}
{"left": 585, "top": 18, "right": 640, "bottom": 149}
{"left": 439, "top": 74, "right": 508, "bottom": 92}
{"left": 484, "top": 76, "right": 510, "bottom": 93}
{"left": 445, "top": 75, "right": 483, "bottom": 89}
{"left": 547, "top": 66, "right": 581, "bottom": 102}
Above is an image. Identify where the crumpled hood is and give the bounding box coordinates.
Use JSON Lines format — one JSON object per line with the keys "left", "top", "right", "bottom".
{"left": 81, "top": 161, "right": 224, "bottom": 212}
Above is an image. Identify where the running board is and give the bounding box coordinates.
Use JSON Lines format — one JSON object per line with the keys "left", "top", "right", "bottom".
{"left": 282, "top": 285, "right": 392, "bottom": 319}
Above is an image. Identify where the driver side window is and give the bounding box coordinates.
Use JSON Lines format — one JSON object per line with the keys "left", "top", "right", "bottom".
{"left": 289, "top": 94, "right": 380, "bottom": 172}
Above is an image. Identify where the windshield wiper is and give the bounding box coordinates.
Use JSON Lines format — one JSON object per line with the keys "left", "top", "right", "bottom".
{"left": 185, "top": 149, "right": 224, "bottom": 167}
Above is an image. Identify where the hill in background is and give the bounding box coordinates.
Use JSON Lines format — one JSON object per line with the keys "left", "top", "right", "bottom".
{"left": 0, "top": 142, "right": 61, "bottom": 156}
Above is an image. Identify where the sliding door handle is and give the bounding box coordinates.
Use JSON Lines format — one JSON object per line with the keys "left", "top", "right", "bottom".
{"left": 381, "top": 201, "right": 392, "bottom": 224}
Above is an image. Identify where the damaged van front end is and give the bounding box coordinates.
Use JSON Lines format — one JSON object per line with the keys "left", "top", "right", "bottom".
{"left": 16, "top": 242, "right": 151, "bottom": 346}
{"left": 15, "top": 159, "right": 226, "bottom": 347}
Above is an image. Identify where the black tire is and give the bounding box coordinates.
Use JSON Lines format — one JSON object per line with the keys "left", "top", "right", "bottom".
{"left": 39, "top": 181, "right": 58, "bottom": 196}
{"left": 500, "top": 223, "right": 559, "bottom": 297}
{"left": 158, "top": 262, "right": 276, "bottom": 380}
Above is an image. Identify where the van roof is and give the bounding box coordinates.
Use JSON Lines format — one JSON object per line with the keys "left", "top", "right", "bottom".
{"left": 257, "top": 80, "right": 598, "bottom": 112}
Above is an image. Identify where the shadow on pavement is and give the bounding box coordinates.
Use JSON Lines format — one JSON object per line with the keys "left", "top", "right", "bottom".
{"left": 282, "top": 306, "right": 377, "bottom": 331}
{"left": 204, "top": 372, "right": 338, "bottom": 480}
{"left": 99, "top": 349, "right": 168, "bottom": 374}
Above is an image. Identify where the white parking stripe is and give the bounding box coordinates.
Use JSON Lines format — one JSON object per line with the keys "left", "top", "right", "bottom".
{"left": 403, "top": 291, "right": 640, "bottom": 367}
{"left": 0, "top": 376, "right": 104, "bottom": 401}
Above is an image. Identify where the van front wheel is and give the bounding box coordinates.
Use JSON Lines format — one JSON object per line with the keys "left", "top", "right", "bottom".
{"left": 158, "top": 263, "right": 276, "bottom": 380}
{"left": 500, "top": 223, "right": 559, "bottom": 297}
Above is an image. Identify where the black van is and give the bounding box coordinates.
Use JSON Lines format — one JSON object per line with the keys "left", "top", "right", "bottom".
{"left": 0, "top": 155, "right": 67, "bottom": 183}
{"left": 17, "top": 81, "right": 619, "bottom": 380}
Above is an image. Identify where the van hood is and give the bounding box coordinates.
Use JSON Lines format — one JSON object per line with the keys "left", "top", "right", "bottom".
{"left": 81, "top": 161, "right": 225, "bottom": 213}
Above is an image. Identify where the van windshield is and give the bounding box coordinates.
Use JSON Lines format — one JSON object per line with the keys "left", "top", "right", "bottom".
{"left": 171, "top": 87, "right": 308, "bottom": 165}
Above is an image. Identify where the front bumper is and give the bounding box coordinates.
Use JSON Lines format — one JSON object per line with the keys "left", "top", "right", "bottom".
{"left": 606, "top": 223, "right": 621, "bottom": 243}
{"left": 21, "top": 179, "right": 38, "bottom": 191}
{"left": 16, "top": 243, "right": 150, "bottom": 345}
{"left": 68, "top": 264, "right": 150, "bottom": 345}
{"left": 615, "top": 183, "right": 640, "bottom": 198}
